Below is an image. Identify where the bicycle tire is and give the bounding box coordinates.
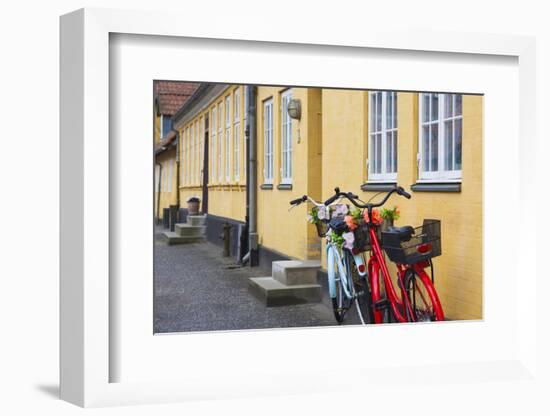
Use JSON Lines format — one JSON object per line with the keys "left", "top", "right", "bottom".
{"left": 369, "top": 260, "right": 398, "bottom": 324}
{"left": 369, "top": 261, "right": 384, "bottom": 324}
{"left": 404, "top": 268, "right": 444, "bottom": 322}
{"left": 328, "top": 247, "right": 353, "bottom": 324}
{"left": 348, "top": 252, "right": 374, "bottom": 324}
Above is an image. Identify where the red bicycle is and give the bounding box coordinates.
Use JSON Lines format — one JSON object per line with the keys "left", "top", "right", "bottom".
{"left": 324, "top": 186, "right": 444, "bottom": 323}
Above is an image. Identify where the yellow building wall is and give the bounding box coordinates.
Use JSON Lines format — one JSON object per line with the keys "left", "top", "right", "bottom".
{"left": 154, "top": 147, "right": 178, "bottom": 219}
{"left": 154, "top": 106, "right": 178, "bottom": 220}
{"left": 321, "top": 91, "right": 483, "bottom": 321}
{"left": 178, "top": 86, "right": 247, "bottom": 221}
{"left": 256, "top": 87, "right": 322, "bottom": 260}
{"left": 154, "top": 112, "right": 161, "bottom": 147}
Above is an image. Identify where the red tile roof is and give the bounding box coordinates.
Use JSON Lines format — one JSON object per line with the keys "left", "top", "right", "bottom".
{"left": 154, "top": 81, "right": 200, "bottom": 116}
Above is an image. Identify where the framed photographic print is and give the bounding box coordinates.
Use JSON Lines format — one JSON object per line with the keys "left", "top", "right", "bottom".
{"left": 60, "top": 7, "right": 542, "bottom": 409}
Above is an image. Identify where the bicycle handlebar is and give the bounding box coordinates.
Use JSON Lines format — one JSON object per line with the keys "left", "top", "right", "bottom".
{"left": 289, "top": 185, "right": 410, "bottom": 208}
{"left": 326, "top": 185, "right": 411, "bottom": 209}
{"left": 323, "top": 187, "right": 358, "bottom": 206}
{"left": 396, "top": 186, "right": 411, "bottom": 199}
{"left": 289, "top": 195, "right": 308, "bottom": 206}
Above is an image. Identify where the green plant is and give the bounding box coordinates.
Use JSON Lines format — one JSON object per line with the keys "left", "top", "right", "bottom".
{"left": 327, "top": 229, "right": 344, "bottom": 249}
{"left": 307, "top": 205, "right": 333, "bottom": 224}
{"left": 380, "top": 206, "right": 400, "bottom": 222}
{"left": 307, "top": 206, "right": 320, "bottom": 224}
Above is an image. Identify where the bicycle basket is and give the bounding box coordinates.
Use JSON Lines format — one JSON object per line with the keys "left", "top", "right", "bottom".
{"left": 381, "top": 219, "right": 441, "bottom": 265}
{"left": 314, "top": 220, "right": 329, "bottom": 237}
{"left": 352, "top": 223, "right": 371, "bottom": 252}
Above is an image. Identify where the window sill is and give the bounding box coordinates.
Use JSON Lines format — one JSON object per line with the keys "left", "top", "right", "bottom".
{"left": 260, "top": 184, "right": 273, "bottom": 190}
{"left": 361, "top": 182, "right": 397, "bottom": 192}
{"left": 411, "top": 182, "right": 461, "bottom": 193}
{"left": 277, "top": 183, "right": 293, "bottom": 190}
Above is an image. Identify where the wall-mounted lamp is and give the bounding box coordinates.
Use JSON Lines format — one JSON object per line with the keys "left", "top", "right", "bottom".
{"left": 287, "top": 98, "right": 302, "bottom": 120}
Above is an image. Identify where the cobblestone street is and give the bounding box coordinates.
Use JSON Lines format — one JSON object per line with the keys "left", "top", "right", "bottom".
{"left": 154, "top": 228, "right": 362, "bottom": 333}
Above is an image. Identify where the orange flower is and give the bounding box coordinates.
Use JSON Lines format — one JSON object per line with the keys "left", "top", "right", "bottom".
{"left": 363, "top": 208, "right": 383, "bottom": 225}
{"left": 344, "top": 215, "right": 358, "bottom": 231}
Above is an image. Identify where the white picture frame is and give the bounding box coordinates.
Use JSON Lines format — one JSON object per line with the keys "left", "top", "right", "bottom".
{"left": 60, "top": 7, "right": 542, "bottom": 409}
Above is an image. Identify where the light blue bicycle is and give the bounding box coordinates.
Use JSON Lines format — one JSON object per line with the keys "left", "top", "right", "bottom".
{"left": 289, "top": 191, "right": 372, "bottom": 324}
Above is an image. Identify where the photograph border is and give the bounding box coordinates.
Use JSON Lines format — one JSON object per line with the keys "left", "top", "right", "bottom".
{"left": 60, "top": 7, "right": 538, "bottom": 407}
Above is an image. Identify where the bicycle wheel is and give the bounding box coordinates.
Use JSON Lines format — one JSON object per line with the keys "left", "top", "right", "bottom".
{"left": 404, "top": 268, "right": 444, "bottom": 322}
{"left": 347, "top": 252, "right": 374, "bottom": 324}
{"left": 327, "top": 246, "right": 353, "bottom": 324}
{"left": 369, "top": 260, "right": 396, "bottom": 324}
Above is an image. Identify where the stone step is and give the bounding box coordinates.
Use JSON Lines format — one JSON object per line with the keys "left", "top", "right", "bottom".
{"left": 248, "top": 277, "right": 322, "bottom": 307}
{"left": 174, "top": 223, "right": 206, "bottom": 237}
{"left": 272, "top": 260, "right": 322, "bottom": 286}
{"left": 187, "top": 215, "right": 207, "bottom": 227}
{"left": 162, "top": 231, "right": 205, "bottom": 246}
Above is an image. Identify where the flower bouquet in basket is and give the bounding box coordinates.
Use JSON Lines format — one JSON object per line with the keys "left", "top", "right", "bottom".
{"left": 380, "top": 205, "right": 400, "bottom": 231}
{"left": 341, "top": 207, "right": 383, "bottom": 252}
{"left": 307, "top": 203, "right": 382, "bottom": 252}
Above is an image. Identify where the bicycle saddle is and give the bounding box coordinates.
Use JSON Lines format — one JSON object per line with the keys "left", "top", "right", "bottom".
{"left": 387, "top": 225, "right": 415, "bottom": 242}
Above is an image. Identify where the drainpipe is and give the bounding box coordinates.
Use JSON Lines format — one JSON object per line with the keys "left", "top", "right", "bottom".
{"left": 245, "top": 85, "right": 259, "bottom": 267}
{"left": 155, "top": 161, "right": 162, "bottom": 225}
{"left": 174, "top": 130, "right": 181, "bottom": 215}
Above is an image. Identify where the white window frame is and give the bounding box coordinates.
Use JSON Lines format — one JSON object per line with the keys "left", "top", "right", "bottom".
{"left": 368, "top": 91, "right": 398, "bottom": 182}
{"left": 225, "top": 95, "right": 231, "bottom": 181}
{"left": 183, "top": 128, "right": 188, "bottom": 185}
{"left": 180, "top": 130, "right": 184, "bottom": 183}
{"left": 418, "top": 93, "right": 463, "bottom": 182}
{"left": 211, "top": 107, "right": 217, "bottom": 182}
{"left": 168, "top": 158, "right": 173, "bottom": 192}
{"left": 187, "top": 127, "right": 191, "bottom": 185}
{"left": 163, "top": 161, "right": 168, "bottom": 192}
{"left": 195, "top": 121, "right": 200, "bottom": 184}
{"left": 233, "top": 89, "right": 240, "bottom": 181}
{"left": 263, "top": 98, "right": 274, "bottom": 184}
{"left": 218, "top": 102, "right": 223, "bottom": 181}
{"left": 161, "top": 163, "right": 165, "bottom": 192}
{"left": 199, "top": 117, "right": 204, "bottom": 186}
{"left": 155, "top": 164, "right": 160, "bottom": 193}
{"left": 191, "top": 124, "right": 195, "bottom": 185}
{"left": 280, "top": 89, "right": 293, "bottom": 184}
{"left": 244, "top": 87, "right": 248, "bottom": 121}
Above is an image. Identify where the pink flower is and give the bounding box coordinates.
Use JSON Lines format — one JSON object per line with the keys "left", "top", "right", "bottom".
{"left": 333, "top": 204, "right": 348, "bottom": 216}
{"left": 363, "top": 208, "right": 383, "bottom": 225}
{"left": 344, "top": 215, "right": 358, "bottom": 231}
{"left": 317, "top": 206, "right": 329, "bottom": 220}
{"left": 343, "top": 232, "right": 355, "bottom": 250}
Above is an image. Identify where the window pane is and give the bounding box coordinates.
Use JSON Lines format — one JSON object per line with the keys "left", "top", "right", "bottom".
{"left": 281, "top": 92, "right": 292, "bottom": 181}
{"left": 369, "top": 93, "right": 376, "bottom": 133}
{"left": 386, "top": 92, "right": 391, "bottom": 129}
{"left": 234, "top": 90, "right": 240, "bottom": 120}
{"left": 392, "top": 131, "right": 398, "bottom": 173}
{"left": 423, "top": 94, "right": 430, "bottom": 122}
{"left": 444, "top": 94, "right": 453, "bottom": 118}
{"left": 225, "top": 97, "right": 230, "bottom": 125}
{"left": 264, "top": 101, "right": 273, "bottom": 182}
{"left": 454, "top": 118, "right": 462, "bottom": 170}
{"left": 444, "top": 120, "right": 453, "bottom": 170}
{"left": 455, "top": 94, "right": 463, "bottom": 116}
{"left": 422, "top": 125, "right": 430, "bottom": 171}
{"left": 386, "top": 131, "right": 392, "bottom": 173}
{"left": 376, "top": 93, "right": 382, "bottom": 131}
{"left": 392, "top": 92, "right": 398, "bottom": 129}
{"left": 431, "top": 94, "right": 439, "bottom": 121}
{"left": 376, "top": 133, "right": 382, "bottom": 173}
{"left": 430, "top": 123, "right": 439, "bottom": 171}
